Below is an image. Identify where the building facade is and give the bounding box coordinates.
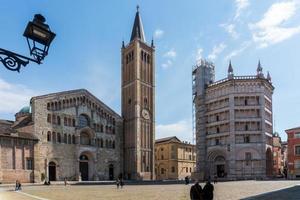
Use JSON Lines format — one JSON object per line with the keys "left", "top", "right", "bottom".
{"left": 155, "top": 137, "right": 196, "bottom": 180}
{"left": 0, "top": 8, "right": 155, "bottom": 183}
{"left": 286, "top": 127, "right": 300, "bottom": 179}
{"left": 193, "top": 59, "right": 274, "bottom": 180}
{"left": 272, "top": 133, "right": 282, "bottom": 176}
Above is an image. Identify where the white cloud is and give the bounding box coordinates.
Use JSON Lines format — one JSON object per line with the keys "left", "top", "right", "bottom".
{"left": 163, "top": 48, "right": 177, "bottom": 58}
{"left": 224, "top": 41, "right": 251, "bottom": 60}
{"left": 234, "top": 0, "right": 250, "bottom": 20}
{"left": 154, "top": 29, "right": 164, "bottom": 39}
{"left": 249, "top": 1, "right": 300, "bottom": 48}
{"left": 195, "top": 48, "right": 203, "bottom": 62}
{"left": 156, "top": 119, "right": 193, "bottom": 143}
{"left": 0, "top": 78, "right": 36, "bottom": 114}
{"left": 161, "top": 60, "right": 172, "bottom": 69}
{"left": 220, "top": 23, "right": 239, "bottom": 39}
{"left": 161, "top": 48, "right": 176, "bottom": 69}
{"left": 208, "top": 43, "right": 227, "bottom": 60}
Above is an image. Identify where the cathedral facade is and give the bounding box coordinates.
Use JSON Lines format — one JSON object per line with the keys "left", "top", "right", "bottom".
{"left": 0, "top": 8, "right": 155, "bottom": 183}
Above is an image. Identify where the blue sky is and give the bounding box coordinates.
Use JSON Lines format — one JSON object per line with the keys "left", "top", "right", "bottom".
{"left": 0, "top": 0, "right": 300, "bottom": 142}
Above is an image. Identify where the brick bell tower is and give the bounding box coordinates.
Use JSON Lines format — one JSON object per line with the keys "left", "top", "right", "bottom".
{"left": 121, "top": 6, "right": 155, "bottom": 180}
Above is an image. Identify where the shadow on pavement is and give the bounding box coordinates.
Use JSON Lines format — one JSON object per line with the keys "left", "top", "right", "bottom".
{"left": 241, "top": 185, "right": 300, "bottom": 200}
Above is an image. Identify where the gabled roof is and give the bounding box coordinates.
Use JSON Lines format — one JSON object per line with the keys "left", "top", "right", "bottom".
{"left": 130, "top": 6, "right": 145, "bottom": 42}
{"left": 155, "top": 136, "right": 181, "bottom": 144}
{"left": 30, "top": 89, "right": 122, "bottom": 119}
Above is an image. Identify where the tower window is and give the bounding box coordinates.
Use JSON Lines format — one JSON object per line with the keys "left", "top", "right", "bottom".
{"left": 216, "top": 115, "right": 219, "bottom": 121}
{"left": 216, "top": 127, "right": 220, "bottom": 133}
{"left": 144, "top": 97, "right": 148, "bottom": 106}
{"left": 245, "top": 124, "right": 249, "bottom": 131}
{"left": 128, "top": 98, "right": 132, "bottom": 104}
{"left": 245, "top": 99, "right": 248, "bottom": 105}
{"left": 215, "top": 138, "right": 220, "bottom": 145}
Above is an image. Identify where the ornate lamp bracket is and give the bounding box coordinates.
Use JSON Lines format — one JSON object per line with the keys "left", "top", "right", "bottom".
{"left": 0, "top": 48, "right": 38, "bottom": 72}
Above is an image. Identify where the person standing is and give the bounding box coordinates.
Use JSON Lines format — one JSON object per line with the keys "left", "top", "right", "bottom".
{"left": 190, "top": 180, "right": 203, "bottom": 200}
{"left": 64, "top": 177, "right": 67, "bottom": 186}
{"left": 120, "top": 178, "right": 124, "bottom": 189}
{"left": 203, "top": 180, "right": 214, "bottom": 200}
{"left": 116, "top": 178, "right": 120, "bottom": 189}
{"left": 213, "top": 174, "right": 217, "bottom": 184}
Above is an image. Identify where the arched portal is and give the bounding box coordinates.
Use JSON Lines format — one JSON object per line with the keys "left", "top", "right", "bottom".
{"left": 214, "top": 156, "right": 226, "bottom": 178}
{"left": 48, "top": 162, "right": 56, "bottom": 181}
{"left": 79, "top": 154, "right": 89, "bottom": 181}
{"left": 109, "top": 164, "right": 114, "bottom": 180}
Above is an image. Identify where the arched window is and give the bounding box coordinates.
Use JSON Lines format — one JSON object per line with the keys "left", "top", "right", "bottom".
{"left": 52, "top": 115, "right": 56, "bottom": 124}
{"left": 105, "top": 139, "right": 108, "bottom": 148}
{"left": 64, "top": 134, "right": 67, "bottom": 143}
{"left": 80, "top": 132, "right": 90, "bottom": 145}
{"left": 78, "top": 114, "right": 90, "bottom": 128}
{"left": 52, "top": 132, "right": 56, "bottom": 143}
{"left": 72, "top": 119, "right": 76, "bottom": 127}
{"left": 109, "top": 140, "right": 112, "bottom": 148}
{"left": 64, "top": 117, "right": 67, "bottom": 126}
{"left": 57, "top": 116, "right": 61, "bottom": 125}
{"left": 47, "top": 131, "right": 51, "bottom": 142}
{"left": 58, "top": 101, "right": 61, "bottom": 110}
{"left": 47, "top": 114, "right": 51, "bottom": 123}
{"left": 68, "top": 118, "right": 71, "bottom": 126}
{"left": 68, "top": 135, "right": 71, "bottom": 144}
{"left": 72, "top": 135, "right": 76, "bottom": 144}
{"left": 57, "top": 133, "right": 61, "bottom": 143}
{"left": 112, "top": 141, "right": 115, "bottom": 149}
{"left": 47, "top": 103, "right": 50, "bottom": 110}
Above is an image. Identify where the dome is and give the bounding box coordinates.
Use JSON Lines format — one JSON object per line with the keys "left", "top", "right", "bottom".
{"left": 18, "top": 106, "right": 31, "bottom": 114}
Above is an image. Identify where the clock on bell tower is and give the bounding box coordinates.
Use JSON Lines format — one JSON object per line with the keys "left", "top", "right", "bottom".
{"left": 121, "top": 6, "right": 155, "bottom": 180}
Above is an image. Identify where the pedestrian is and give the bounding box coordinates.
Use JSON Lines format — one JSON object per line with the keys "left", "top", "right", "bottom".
{"left": 120, "top": 178, "right": 124, "bottom": 189}
{"left": 116, "top": 178, "right": 120, "bottom": 189}
{"left": 64, "top": 177, "right": 67, "bottom": 186}
{"left": 213, "top": 173, "right": 217, "bottom": 184}
{"left": 15, "top": 180, "right": 20, "bottom": 191}
{"left": 203, "top": 180, "right": 214, "bottom": 200}
{"left": 185, "top": 176, "right": 190, "bottom": 185}
{"left": 190, "top": 180, "right": 203, "bottom": 200}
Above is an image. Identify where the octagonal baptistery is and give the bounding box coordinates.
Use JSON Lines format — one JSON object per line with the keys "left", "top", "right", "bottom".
{"left": 30, "top": 89, "right": 123, "bottom": 181}
{"left": 193, "top": 60, "right": 274, "bottom": 180}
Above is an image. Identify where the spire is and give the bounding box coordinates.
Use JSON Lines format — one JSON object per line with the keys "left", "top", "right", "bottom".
{"left": 130, "top": 5, "right": 146, "bottom": 42}
{"left": 151, "top": 37, "right": 154, "bottom": 48}
{"left": 228, "top": 60, "right": 234, "bottom": 79}
{"left": 267, "top": 71, "right": 271, "bottom": 82}
{"left": 257, "top": 60, "right": 262, "bottom": 73}
{"left": 257, "top": 60, "right": 264, "bottom": 78}
{"left": 228, "top": 60, "right": 233, "bottom": 73}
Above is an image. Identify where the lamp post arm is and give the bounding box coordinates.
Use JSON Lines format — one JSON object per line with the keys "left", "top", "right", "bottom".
{"left": 0, "top": 48, "right": 40, "bottom": 72}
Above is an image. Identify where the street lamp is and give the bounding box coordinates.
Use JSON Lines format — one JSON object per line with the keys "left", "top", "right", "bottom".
{"left": 0, "top": 14, "right": 56, "bottom": 72}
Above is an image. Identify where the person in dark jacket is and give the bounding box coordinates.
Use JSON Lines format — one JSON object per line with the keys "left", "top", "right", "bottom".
{"left": 190, "top": 180, "right": 203, "bottom": 200}
{"left": 203, "top": 180, "right": 214, "bottom": 200}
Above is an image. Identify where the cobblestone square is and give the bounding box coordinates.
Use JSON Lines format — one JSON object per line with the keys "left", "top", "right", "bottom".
{"left": 1, "top": 180, "right": 300, "bottom": 200}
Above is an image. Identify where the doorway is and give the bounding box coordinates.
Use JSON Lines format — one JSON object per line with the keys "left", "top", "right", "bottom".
{"left": 217, "top": 164, "right": 225, "bottom": 177}
{"left": 48, "top": 162, "right": 56, "bottom": 181}
{"left": 109, "top": 164, "right": 114, "bottom": 180}
{"left": 79, "top": 155, "right": 89, "bottom": 181}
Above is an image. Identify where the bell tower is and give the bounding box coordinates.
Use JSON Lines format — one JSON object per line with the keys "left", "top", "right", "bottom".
{"left": 121, "top": 6, "right": 155, "bottom": 180}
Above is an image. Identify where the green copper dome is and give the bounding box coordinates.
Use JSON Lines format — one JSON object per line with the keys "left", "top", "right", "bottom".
{"left": 19, "top": 106, "right": 31, "bottom": 114}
